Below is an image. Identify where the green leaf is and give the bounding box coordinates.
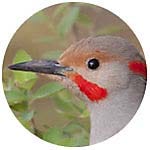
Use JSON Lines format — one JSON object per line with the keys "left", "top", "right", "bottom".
{"left": 13, "top": 49, "right": 32, "bottom": 64}
{"left": 21, "top": 111, "right": 34, "bottom": 121}
{"left": 63, "top": 122, "right": 88, "bottom": 135}
{"left": 32, "top": 82, "right": 64, "bottom": 100}
{"left": 79, "top": 109, "right": 90, "bottom": 118}
{"left": 57, "top": 7, "right": 80, "bottom": 36}
{"left": 59, "top": 135, "right": 88, "bottom": 146}
{"left": 12, "top": 49, "right": 37, "bottom": 88}
{"left": 43, "top": 127, "right": 63, "bottom": 143}
{"left": 52, "top": 90, "right": 88, "bottom": 118}
{"left": 53, "top": 3, "right": 69, "bottom": 18}
{"left": 5, "top": 89, "right": 27, "bottom": 105}
{"left": 42, "top": 50, "right": 62, "bottom": 60}
{"left": 55, "top": 89, "right": 73, "bottom": 102}
{"left": 54, "top": 98, "right": 75, "bottom": 112}
{"left": 18, "top": 116, "right": 34, "bottom": 133}
{"left": 53, "top": 90, "right": 79, "bottom": 112}
{"left": 10, "top": 101, "right": 28, "bottom": 112}
{"left": 42, "top": 122, "right": 89, "bottom": 146}
{"left": 19, "top": 78, "right": 37, "bottom": 90}
{"left": 62, "top": 122, "right": 89, "bottom": 146}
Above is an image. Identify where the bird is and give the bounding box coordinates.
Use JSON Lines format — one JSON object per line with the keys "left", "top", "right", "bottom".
{"left": 8, "top": 36, "right": 147, "bottom": 145}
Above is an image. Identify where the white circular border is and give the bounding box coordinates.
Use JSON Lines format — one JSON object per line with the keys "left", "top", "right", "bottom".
{"left": 0, "top": 0, "right": 150, "bottom": 150}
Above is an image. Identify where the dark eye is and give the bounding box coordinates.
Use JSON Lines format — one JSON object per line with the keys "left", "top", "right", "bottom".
{"left": 87, "top": 58, "right": 99, "bottom": 70}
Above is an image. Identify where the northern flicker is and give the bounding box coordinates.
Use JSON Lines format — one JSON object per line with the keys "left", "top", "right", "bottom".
{"left": 8, "top": 36, "right": 147, "bottom": 145}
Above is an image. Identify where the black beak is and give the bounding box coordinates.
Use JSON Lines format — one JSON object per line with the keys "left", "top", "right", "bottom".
{"left": 8, "top": 60, "right": 73, "bottom": 76}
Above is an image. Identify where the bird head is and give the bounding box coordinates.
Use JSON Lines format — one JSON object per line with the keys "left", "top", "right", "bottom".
{"left": 9, "top": 36, "right": 147, "bottom": 103}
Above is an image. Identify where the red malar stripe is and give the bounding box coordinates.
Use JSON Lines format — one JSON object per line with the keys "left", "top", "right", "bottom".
{"left": 128, "top": 61, "right": 147, "bottom": 78}
{"left": 71, "top": 74, "right": 107, "bottom": 102}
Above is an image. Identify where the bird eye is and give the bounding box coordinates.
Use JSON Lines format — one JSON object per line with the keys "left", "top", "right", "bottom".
{"left": 87, "top": 58, "right": 99, "bottom": 70}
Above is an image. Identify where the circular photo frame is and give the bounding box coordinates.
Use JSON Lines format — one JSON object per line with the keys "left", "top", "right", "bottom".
{"left": 2, "top": 2, "right": 147, "bottom": 147}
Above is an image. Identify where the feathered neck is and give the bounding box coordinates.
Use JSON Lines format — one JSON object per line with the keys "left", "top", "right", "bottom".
{"left": 87, "top": 75, "right": 145, "bottom": 144}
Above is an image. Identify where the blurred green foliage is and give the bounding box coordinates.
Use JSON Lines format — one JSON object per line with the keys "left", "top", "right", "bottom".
{"left": 4, "top": 50, "right": 90, "bottom": 147}
{"left": 3, "top": 2, "right": 125, "bottom": 147}
{"left": 57, "top": 6, "right": 79, "bottom": 36}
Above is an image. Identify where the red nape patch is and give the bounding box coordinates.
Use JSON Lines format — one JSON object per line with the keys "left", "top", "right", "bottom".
{"left": 128, "top": 61, "right": 147, "bottom": 78}
{"left": 70, "top": 74, "right": 107, "bottom": 102}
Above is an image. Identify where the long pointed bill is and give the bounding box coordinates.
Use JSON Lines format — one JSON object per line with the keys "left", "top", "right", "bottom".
{"left": 8, "top": 60, "right": 73, "bottom": 76}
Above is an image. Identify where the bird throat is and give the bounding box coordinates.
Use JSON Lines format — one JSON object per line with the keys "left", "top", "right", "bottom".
{"left": 70, "top": 73, "right": 108, "bottom": 102}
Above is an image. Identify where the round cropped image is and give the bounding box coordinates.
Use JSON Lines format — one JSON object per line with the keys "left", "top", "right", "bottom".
{"left": 3, "top": 2, "right": 147, "bottom": 146}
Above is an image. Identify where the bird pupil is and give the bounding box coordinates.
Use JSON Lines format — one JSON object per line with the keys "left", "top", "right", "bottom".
{"left": 88, "top": 58, "right": 99, "bottom": 70}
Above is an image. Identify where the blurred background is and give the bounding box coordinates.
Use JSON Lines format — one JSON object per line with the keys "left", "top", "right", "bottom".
{"left": 2, "top": 2, "right": 143, "bottom": 147}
